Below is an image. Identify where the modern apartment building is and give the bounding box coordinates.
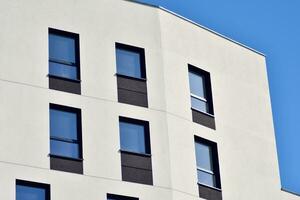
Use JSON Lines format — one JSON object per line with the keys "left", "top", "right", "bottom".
{"left": 0, "top": 0, "right": 298, "bottom": 199}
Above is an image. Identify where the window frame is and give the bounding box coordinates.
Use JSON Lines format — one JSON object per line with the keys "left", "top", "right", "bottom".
{"left": 119, "top": 116, "right": 151, "bottom": 155}
{"left": 194, "top": 136, "right": 221, "bottom": 190}
{"left": 16, "top": 179, "right": 50, "bottom": 200}
{"left": 107, "top": 193, "right": 138, "bottom": 200}
{"left": 49, "top": 104, "right": 83, "bottom": 160}
{"left": 115, "top": 43, "right": 146, "bottom": 80}
{"left": 188, "top": 65, "right": 214, "bottom": 116}
{"left": 48, "top": 28, "right": 81, "bottom": 81}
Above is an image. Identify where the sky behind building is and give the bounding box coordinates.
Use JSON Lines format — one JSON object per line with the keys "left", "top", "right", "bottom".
{"left": 138, "top": 0, "right": 300, "bottom": 194}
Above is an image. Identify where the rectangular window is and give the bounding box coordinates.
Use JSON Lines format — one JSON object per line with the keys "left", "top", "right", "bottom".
{"left": 116, "top": 43, "right": 146, "bottom": 79}
{"left": 189, "top": 67, "right": 213, "bottom": 115}
{"left": 49, "top": 29, "right": 80, "bottom": 80}
{"left": 16, "top": 180, "right": 50, "bottom": 200}
{"left": 194, "top": 137, "right": 221, "bottom": 189}
{"left": 50, "top": 104, "right": 82, "bottom": 159}
{"left": 119, "top": 116, "right": 153, "bottom": 185}
{"left": 119, "top": 117, "right": 150, "bottom": 154}
{"left": 188, "top": 65, "right": 215, "bottom": 129}
{"left": 49, "top": 104, "right": 83, "bottom": 174}
{"left": 48, "top": 28, "right": 81, "bottom": 94}
{"left": 194, "top": 136, "right": 222, "bottom": 199}
{"left": 115, "top": 43, "right": 148, "bottom": 107}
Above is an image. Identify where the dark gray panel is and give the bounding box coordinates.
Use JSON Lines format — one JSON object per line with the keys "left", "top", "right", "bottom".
{"left": 117, "top": 76, "right": 148, "bottom": 107}
{"left": 192, "top": 109, "right": 216, "bottom": 129}
{"left": 117, "top": 75, "right": 147, "bottom": 93}
{"left": 118, "top": 88, "right": 148, "bottom": 107}
{"left": 49, "top": 76, "right": 81, "bottom": 95}
{"left": 198, "top": 184, "right": 222, "bottom": 200}
{"left": 121, "top": 152, "right": 152, "bottom": 170}
{"left": 50, "top": 156, "right": 83, "bottom": 174}
{"left": 121, "top": 166, "right": 153, "bottom": 185}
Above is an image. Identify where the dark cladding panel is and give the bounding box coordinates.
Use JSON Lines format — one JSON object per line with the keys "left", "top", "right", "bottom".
{"left": 50, "top": 156, "right": 83, "bottom": 174}
{"left": 49, "top": 76, "right": 81, "bottom": 94}
{"left": 192, "top": 109, "right": 216, "bottom": 129}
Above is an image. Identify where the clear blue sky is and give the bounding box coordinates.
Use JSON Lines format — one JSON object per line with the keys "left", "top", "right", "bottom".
{"left": 138, "top": 0, "right": 300, "bottom": 194}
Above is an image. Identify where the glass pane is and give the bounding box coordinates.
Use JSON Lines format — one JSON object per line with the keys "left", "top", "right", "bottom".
{"left": 116, "top": 48, "right": 142, "bottom": 78}
{"left": 195, "top": 142, "right": 213, "bottom": 171}
{"left": 50, "top": 109, "right": 77, "bottom": 140}
{"left": 16, "top": 185, "right": 46, "bottom": 200}
{"left": 197, "top": 170, "right": 216, "bottom": 187}
{"left": 189, "top": 71, "right": 206, "bottom": 98}
{"left": 191, "top": 97, "right": 208, "bottom": 113}
{"left": 49, "top": 61, "right": 77, "bottom": 80}
{"left": 119, "top": 121, "right": 146, "bottom": 154}
{"left": 49, "top": 33, "right": 76, "bottom": 63}
{"left": 50, "top": 139, "right": 79, "bottom": 159}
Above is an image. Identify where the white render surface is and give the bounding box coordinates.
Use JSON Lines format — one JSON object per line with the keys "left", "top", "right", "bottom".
{"left": 0, "top": 0, "right": 297, "bottom": 199}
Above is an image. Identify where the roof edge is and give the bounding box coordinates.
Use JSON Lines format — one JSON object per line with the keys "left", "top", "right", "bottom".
{"left": 122, "top": 0, "right": 266, "bottom": 57}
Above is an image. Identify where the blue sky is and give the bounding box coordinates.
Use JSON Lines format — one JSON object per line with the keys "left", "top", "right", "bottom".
{"left": 138, "top": 0, "right": 300, "bottom": 194}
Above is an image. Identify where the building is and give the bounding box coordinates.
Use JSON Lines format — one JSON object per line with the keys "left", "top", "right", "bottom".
{"left": 0, "top": 0, "right": 298, "bottom": 199}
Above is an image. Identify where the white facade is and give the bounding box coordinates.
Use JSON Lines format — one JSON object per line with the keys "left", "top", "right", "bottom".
{"left": 0, "top": 0, "right": 297, "bottom": 199}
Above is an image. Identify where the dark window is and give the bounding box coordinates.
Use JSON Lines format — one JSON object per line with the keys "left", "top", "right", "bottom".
{"left": 116, "top": 43, "right": 146, "bottom": 79}
{"left": 107, "top": 194, "right": 138, "bottom": 200}
{"left": 119, "top": 116, "right": 153, "bottom": 185}
{"left": 49, "top": 29, "right": 80, "bottom": 80}
{"left": 50, "top": 104, "right": 82, "bottom": 159}
{"left": 48, "top": 28, "right": 81, "bottom": 94}
{"left": 16, "top": 180, "right": 50, "bottom": 200}
{"left": 188, "top": 66, "right": 214, "bottom": 115}
{"left": 195, "top": 137, "right": 221, "bottom": 189}
{"left": 188, "top": 65, "right": 215, "bottom": 129}
{"left": 119, "top": 117, "right": 150, "bottom": 154}
{"left": 115, "top": 43, "right": 148, "bottom": 107}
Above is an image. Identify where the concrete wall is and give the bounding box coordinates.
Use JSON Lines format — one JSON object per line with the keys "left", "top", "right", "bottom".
{"left": 0, "top": 0, "right": 297, "bottom": 199}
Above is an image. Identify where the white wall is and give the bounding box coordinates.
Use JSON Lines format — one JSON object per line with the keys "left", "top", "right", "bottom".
{"left": 0, "top": 0, "right": 297, "bottom": 199}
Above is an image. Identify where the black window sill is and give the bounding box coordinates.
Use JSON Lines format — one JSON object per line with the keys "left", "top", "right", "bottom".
{"left": 115, "top": 73, "right": 147, "bottom": 82}
{"left": 119, "top": 149, "right": 152, "bottom": 157}
{"left": 49, "top": 154, "right": 83, "bottom": 174}
{"left": 48, "top": 74, "right": 81, "bottom": 94}
{"left": 48, "top": 74, "right": 81, "bottom": 83}
{"left": 197, "top": 183, "right": 222, "bottom": 192}
{"left": 191, "top": 107, "right": 214, "bottom": 118}
{"left": 48, "top": 154, "right": 83, "bottom": 161}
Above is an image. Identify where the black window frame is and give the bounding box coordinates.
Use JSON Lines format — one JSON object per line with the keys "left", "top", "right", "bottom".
{"left": 194, "top": 136, "right": 221, "bottom": 190}
{"left": 48, "top": 28, "right": 81, "bottom": 81}
{"left": 119, "top": 116, "right": 151, "bottom": 155}
{"left": 16, "top": 179, "right": 50, "bottom": 200}
{"left": 49, "top": 103, "right": 83, "bottom": 160}
{"left": 188, "top": 64, "right": 214, "bottom": 116}
{"left": 107, "top": 194, "right": 138, "bottom": 200}
{"left": 115, "top": 42, "right": 147, "bottom": 80}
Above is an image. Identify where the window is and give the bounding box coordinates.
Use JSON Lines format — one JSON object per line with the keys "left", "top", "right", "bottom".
{"left": 119, "top": 116, "right": 153, "bottom": 185}
{"left": 115, "top": 43, "right": 148, "bottom": 107}
{"left": 50, "top": 104, "right": 82, "bottom": 159}
{"left": 16, "top": 180, "right": 50, "bottom": 200}
{"left": 48, "top": 28, "right": 81, "bottom": 94}
{"left": 116, "top": 43, "right": 146, "bottom": 79}
{"left": 194, "top": 137, "right": 221, "bottom": 189}
{"left": 188, "top": 66, "right": 213, "bottom": 115}
{"left": 195, "top": 142, "right": 215, "bottom": 187}
{"left": 107, "top": 194, "right": 138, "bottom": 200}
{"left": 188, "top": 65, "right": 215, "bottom": 129}
{"left": 119, "top": 117, "right": 150, "bottom": 154}
{"left": 49, "top": 28, "right": 80, "bottom": 80}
